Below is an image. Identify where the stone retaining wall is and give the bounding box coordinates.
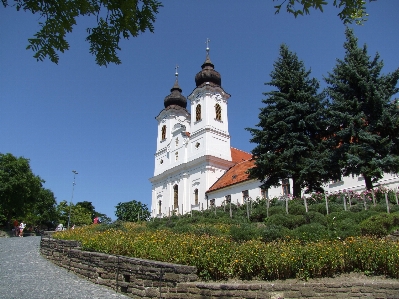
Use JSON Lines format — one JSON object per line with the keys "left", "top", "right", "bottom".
{"left": 40, "top": 237, "right": 399, "bottom": 298}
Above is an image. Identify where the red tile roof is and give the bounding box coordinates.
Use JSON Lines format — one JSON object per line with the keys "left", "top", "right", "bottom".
{"left": 231, "top": 147, "right": 252, "bottom": 163}
{"left": 207, "top": 148, "right": 254, "bottom": 193}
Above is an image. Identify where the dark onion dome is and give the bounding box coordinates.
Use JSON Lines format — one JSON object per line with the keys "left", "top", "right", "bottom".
{"left": 164, "top": 79, "right": 187, "bottom": 109}
{"left": 195, "top": 54, "right": 222, "bottom": 87}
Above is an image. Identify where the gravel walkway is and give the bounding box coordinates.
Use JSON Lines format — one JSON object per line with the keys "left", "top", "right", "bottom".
{"left": 0, "top": 236, "right": 130, "bottom": 299}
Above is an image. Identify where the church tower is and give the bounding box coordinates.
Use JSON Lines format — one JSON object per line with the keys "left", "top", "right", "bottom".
{"left": 187, "top": 39, "right": 231, "bottom": 162}
{"left": 150, "top": 41, "right": 234, "bottom": 218}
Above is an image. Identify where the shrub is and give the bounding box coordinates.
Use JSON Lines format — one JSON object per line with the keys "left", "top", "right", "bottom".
{"left": 266, "top": 214, "right": 306, "bottom": 230}
{"left": 308, "top": 203, "right": 328, "bottom": 215}
{"left": 289, "top": 223, "right": 328, "bottom": 242}
{"left": 304, "top": 211, "right": 327, "bottom": 226}
{"left": 359, "top": 214, "right": 393, "bottom": 237}
{"left": 288, "top": 201, "right": 306, "bottom": 215}
{"left": 261, "top": 225, "right": 290, "bottom": 242}
{"left": 230, "top": 223, "right": 261, "bottom": 242}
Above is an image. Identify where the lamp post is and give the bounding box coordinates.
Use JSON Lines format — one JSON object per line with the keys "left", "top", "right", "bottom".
{"left": 67, "top": 170, "right": 78, "bottom": 229}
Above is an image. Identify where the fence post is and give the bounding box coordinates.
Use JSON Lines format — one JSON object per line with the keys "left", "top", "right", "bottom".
{"left": 395, "top": 191, "right": 399, "bottom": 205}
{"left": 363, "top": 194, "right": 367, "bottom": 210}
{"left": 229, "top": 201, "right": 232, "bottom": 219}
{"left": 348, "top": 193, "right": 352, "bottom": 208}
{"left": 214, "top": 204, "right": 216, "bottom": 216}
{"left": 266, "top": 197, "right": 270, "bottom": 218}
{"left": 303, "top": 197, "right": 308, "bottom": 213}
{"left": 343, "top": 194, "right": 347, "bottom": 211}
{"left": 371, "top": 189, "right": 376, "bottom": 207}
{"left": 324, "top": 192, "right": 329, "bottom": 215}
{"left": 385, "top": 193, "right": 390, "bottom": 214}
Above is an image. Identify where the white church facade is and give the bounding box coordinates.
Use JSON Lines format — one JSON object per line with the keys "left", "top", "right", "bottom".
{"left": 150, "top": 47, "right": 399, "bottom": 218}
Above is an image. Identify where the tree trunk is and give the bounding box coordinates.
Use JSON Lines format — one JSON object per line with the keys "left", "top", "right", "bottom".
{"left": 363, "top": 174, "right": 373, "bottom": 190}
{"left": 292, "top": 178, "right": 301, "bottom": 198}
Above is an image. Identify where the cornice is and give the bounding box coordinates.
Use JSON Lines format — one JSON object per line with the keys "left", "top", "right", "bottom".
{"left": 149, "top": 155, "right": 235, "bottom": 183}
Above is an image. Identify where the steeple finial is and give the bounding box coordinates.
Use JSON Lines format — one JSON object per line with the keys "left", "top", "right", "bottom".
{"left": 175, "top": 64, "right": 179, "bottom": 80}
{"left": 205, "top": 38, "right": 210, "bottom": 56}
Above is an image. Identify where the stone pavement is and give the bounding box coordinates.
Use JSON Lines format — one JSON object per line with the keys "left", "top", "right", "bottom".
{"left": 0, "top": 236, "right": 130, "bottom": 299}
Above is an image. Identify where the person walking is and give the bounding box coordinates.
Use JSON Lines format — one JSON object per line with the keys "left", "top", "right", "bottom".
{"left": 19, "top": 221, "right": 26, "bottom": 237}
{"left": 13, "top": 219, "right": 19, "bottom": 237}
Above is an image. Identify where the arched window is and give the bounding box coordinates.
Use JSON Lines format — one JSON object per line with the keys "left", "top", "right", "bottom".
{"left": 196, "top": 104, "right": 202, "bottom": 121}
{"left": 161, "top": 125, "right": 166, "bottom": 140}
{"left": 173, "top": 185, "right": 178, "bottom": 209}
{"left": 194, "top": 189, "right": 199, "bottom": 205}
{"left": 215, "top": 104, "right": 221, "bottom": 121}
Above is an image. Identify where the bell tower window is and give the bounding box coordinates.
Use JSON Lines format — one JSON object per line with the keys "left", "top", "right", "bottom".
{"left": 196, "top": 104, "right": 202, "bottom": 121}
{"left": 215, "top": 104, "right": 222, "bottom": 121}
{"left": 194, "top": 189, "right": 199, "bottom": 205}
{"left": 161, "top": 125, "right": 166, "bottom": 140}
{"left": 173, "top": 185, "right": 178, "bottom": 209}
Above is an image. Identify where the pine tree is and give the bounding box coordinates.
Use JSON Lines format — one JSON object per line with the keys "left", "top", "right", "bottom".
{"left": 247, "top": 44, "right": 331, "bottom": 198}
{"left": 325, "top": 28, "right": 399, "bottom": 190}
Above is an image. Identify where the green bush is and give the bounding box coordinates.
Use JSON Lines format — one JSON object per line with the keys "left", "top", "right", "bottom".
{"left": 288, "top": 201, "right": 306, "bottom": 215}
{"left": 289, "top": 223, "right": 328, "bottom": 242}
{"left": 230, "top": 223, "right": 261, "bottom": 242}
{"left": 265, "top": 214, "right": 306, "bottom": 230}
{"left": 308, "top": 203, "right": 328, "bottom": 215}
{"left": 359, "top": 214, "right": 393, "bottom": 237}
{"left": 261, "top": 225, "right": 290, "bottom": 242}
{"left": 304, "top": 211, "right": 327, "bottom": 226}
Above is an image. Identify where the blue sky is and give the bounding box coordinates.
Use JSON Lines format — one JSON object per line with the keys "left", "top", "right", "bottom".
{"left": 1, "top": 1, "right": 398, "bottom": 220}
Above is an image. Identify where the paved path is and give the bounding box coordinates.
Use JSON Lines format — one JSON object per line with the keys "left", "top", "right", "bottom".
{"left": 0, "top": 236, "right": 130, "bottom": 299}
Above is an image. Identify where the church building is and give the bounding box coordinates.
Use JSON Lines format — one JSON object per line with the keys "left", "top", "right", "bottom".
{"left": 150, "top": 45, "right": 399, "bottom": 218}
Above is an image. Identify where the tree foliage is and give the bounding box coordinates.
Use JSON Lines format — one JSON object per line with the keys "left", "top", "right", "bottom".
{"left": 247, "top": 44, "right": 332, "bottom": 198}
{"left": 115, "top": 199, "right": 150, "bottom": 222}
{"left": 325, "top": 28, "right": 399, "bottom": 190}
{"left": 2, "top": 0, "right": 162, "bottom": 66}
{"left": 56, "top": 200, "right": 92, "bottom": 226}
{"left": 76, "top": 201, "right": 112, "bottom": 224}
{"left": 24, "top": 188, "right": 58, "bottom": 227}
{"left": 273, "top": 0, "right": 376, "bottom": 25}
{"left": 0, "top": 153, "right": 43, "bottom": 224}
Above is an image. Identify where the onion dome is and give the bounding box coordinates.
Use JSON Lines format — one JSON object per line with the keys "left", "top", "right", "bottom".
{"left": 164, "top": 67, "right": 187, "bottom": 109}
{"left": 195, "top": 39, "right": 221, "bottom": 87}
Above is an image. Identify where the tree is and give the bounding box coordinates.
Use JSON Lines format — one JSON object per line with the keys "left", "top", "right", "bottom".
{"left": 115, "top": 200, "right": 150, "bottom": 222}
{"left": 24, "top": 188, "right": 58, "bottom": 227}
{"left": 273, "top": 0, "right": 376, "bottom": 25}
{"left": 325, "top": 28, "right": 399, "bottom": 190}
{"left": 0, "top": 153, "right": 43, "bottom": 225}
{"left": 56, "top": 200, "right": 92, "bottom": 226}
{"left": 246, "top": 44, "right": 333, "bottom": 198}
{"left": 2, "top": 0, "right": 162, "bottom": 66}
{"left": 76, "top": 200, "right": 112, "bottom": 224}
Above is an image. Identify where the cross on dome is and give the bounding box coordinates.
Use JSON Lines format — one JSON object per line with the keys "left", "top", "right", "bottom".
{"left": 205, "top": 38, "right": 210, "bottom": 55}
{"left": 175, "top": 64, "right": 179, "bottom": 79}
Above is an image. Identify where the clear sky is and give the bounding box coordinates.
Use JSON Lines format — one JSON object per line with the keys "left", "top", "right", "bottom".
{"left": 1, "top": 1, "right": 398, "bottom": 220}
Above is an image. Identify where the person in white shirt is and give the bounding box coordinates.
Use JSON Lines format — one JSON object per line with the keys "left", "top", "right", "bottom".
{"left": 19, "top": 221, "right": 26, "bottom": 237}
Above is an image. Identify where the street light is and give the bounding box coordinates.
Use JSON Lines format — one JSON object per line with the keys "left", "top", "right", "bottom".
{"left": 67, "top": 170, "right": 78, "bottom": 229}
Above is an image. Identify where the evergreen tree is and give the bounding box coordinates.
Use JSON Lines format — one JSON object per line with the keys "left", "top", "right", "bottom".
{"left": 247, "top": 44, "right": 332, "bottom": 198}
{"left": 325, "top": 28, "right": 399, "bottom": 190}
